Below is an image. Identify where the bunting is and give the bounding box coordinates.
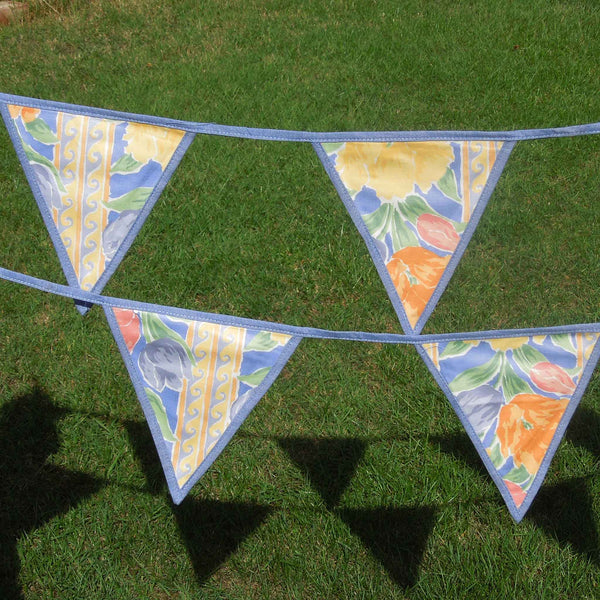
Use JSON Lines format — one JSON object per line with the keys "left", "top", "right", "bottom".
{"left": 314, "top": 140, "right": 513, "bottom": 333}
{"left": 419, "top": 332, "right": 600, "bottom": 521}
{"left": 1, "top": 93, "right": 600, "bottom": 519}
{"left": 105, "top": 305, "right": 301, "bottom": 503}
{"left": 0, "top": 99, "right": 194, "bottom": 312}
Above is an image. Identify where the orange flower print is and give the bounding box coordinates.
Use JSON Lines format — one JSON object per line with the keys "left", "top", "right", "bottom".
{"left": 335, "top": 141, "right": 454, "bottom": 200}
{"left": 386, "top": 246, "right": 450, "bottom": 327}
{"left": 8, "top": 104, "right": 40, "bottom": 123}
{"left": 496, "top": 393, "right": 568, "bottom": 475}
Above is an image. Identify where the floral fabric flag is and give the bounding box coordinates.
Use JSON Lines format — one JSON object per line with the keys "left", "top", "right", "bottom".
{"left": 315, "top": 141, "right": 513, "bottom": 333}
{"left": 1, "top": 101, "right": 194, "bottom": 312}
{"left": 105, "top": 306, "right": 301, "bottom": 503}
{"left": 420, "top": 332, "right": 600, "bottom": 521}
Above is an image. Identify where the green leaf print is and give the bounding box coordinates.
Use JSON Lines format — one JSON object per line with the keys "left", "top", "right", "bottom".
{"left": 439, "top": 340, "right": 473, "bottom": 359}
{"left": 548, "top": 334, "right": 576, "bottom": 355}
{"left": 245, "top": 331, "right": 280, "bottom": 352}
{"left": 397, "top": 195, "right": 435, "bottom": 225}
{"left": 104, "top": 187, "right": 152, "bottom": 212}
{"left": 322, "top": 142, "right": 345, "bottom": 155}
{"left": 238, "top": 367, "right": 271, "bottom": 387}
{"left": 504, "top": 464, "right": 531, "bottom": 487}
{"left": 488, "top": 439, "right": 506, "bottom": 468}
{"left": 449, "top": 352, "right": 503, "bottom": 394}
{"left": 437, "top": 167, "right": 460, "bottom": 203}
{"left": 499, "top": 360, "right": 533, "bottom": 401}
{"left": 146, "top": 387, "right": 177, "bottom": 443}
{"left": 23, "top": 146, "right": 67, "bottom": 192}
{"left": 25, "top": 118, "right": 59, "bottom": 145}
{"left": 512, "top": 344, "right": 547, "bottom": 373}
{"left": 141, "top": 312, "right": 195, "bottom": 362}
{"left": 362, "top": 204, "right": 390, "bottom": 240}
{"left": 390, "top": 208, "right": 419, "bottom": 250}
{"left": 111, "top": 153, "right": 144, "bottom": 174}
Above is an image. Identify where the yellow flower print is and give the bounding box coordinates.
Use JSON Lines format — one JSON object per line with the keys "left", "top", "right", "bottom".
{"left": 489, "top": 337, "right": 529, "bottom": 352}
{"left": 270, "top": 332, "right": 292, "bottom": 346}
{"left": 335, "top": 141, "right": 454, "bottom": 200}
{"left": 123, "top": 122, "right": 185, "bottom": 169}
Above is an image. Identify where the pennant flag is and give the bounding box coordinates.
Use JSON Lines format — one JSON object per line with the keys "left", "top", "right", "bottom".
{"left": 315, "top": 140, "right": 513, "bottom": 333}
{"left": 419, "top": 331, "right": 600, "bottom": 521}
{"left": 1, "top": 100, "right": 194, "bottom": 312}
{"left": 105, "top": 306, "right": 301, "bottom": 503}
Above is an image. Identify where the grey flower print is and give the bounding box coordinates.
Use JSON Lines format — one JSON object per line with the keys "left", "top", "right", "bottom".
{"left": 102, "top": 210, "right": 139, "bottom": 260}
{"left": 139, "top": 338, "right": 192, "bottom": 392}
{"left": 456, "top": 385, "right": 503, "bottom": 436}
{"left": 31, "top": 163, "right": 62, "bottom": 210}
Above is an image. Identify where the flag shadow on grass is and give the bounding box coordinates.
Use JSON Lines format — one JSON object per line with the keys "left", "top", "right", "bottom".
{"left": 125, "top": 421, "right": 273, "bottom": 586}
{"left": 278, "top": 436, "right": 437, "bottom": 589}
{"left": 432, "top": 431, "right": 600, "bottom": 565}
{"left": 0, "top": 387, "right": 104, "bottom": 600}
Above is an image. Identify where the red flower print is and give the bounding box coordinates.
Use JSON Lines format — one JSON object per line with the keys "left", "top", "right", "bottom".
{"left": 114, "top": 308, "right": 141, "bottom": 352}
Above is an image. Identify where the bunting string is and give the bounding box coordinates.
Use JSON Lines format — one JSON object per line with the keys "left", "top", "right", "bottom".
{"left": 1, "top": 92, "right": 599, "bottom": 522}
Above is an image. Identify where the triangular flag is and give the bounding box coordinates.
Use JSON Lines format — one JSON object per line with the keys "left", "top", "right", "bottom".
{"left": 315, "top": 140, "right": 513, "bottom": 333}
{"left": 105, "top": 306, "right": 301, "bottom": 503}
{"left": 1, "top": 99, "right": 194, "bottom": 312}
{"left": 418, "top": 331, "right": 600, "bottom": 521}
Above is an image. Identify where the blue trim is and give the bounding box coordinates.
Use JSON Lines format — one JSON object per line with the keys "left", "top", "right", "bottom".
{"left": 417, "top": 338, "right": 600, "bottom": 522}
{"left": 80, "top": 130, "right": 196, "bottom": 310}
{"left": 104, "top": 303, "right": 301, "bottom": 504}
{"left": 0, "top": 100, "right": 195, "bottom": 314}
{"left": 312, "top": 141, "right": 414, "bottom": 334}
{"left": 0, "top": 101, "right": 82, "bottom": 296}
{"left": 2, "top": 92, "right": 600, "bottom": 143}
{"left": 2, "top": 266, "right": 600, "bottom": 346}
{"left": 174, "top": 336, "right": 302, "bottom": 503}
{"left": 313, "top": 141, "right": 515, "bottom": 335}
{"left": 104, "top": 304, "right": 181, "bottom": 498}
{"left": 414, "top": 142, "right": 516, "bottom": 333}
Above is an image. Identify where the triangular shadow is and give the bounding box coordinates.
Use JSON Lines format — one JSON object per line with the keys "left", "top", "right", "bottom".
{"left": 124, "top": 420, "right": 166, "bottom": 496}
{"left": 0, "top": 387, "right": 104, "bottom": 600}
{"left": 337, "top": 505, "right": 437, "bottom": 589}
{"left": 430, "top": 432, "right": 489, "bottom": 478}
{"left": 566, "top": 407, "right": 600, "bottom": 460}
{"left": 527, "top": 477, "right": 599, "bottom": 566}
{"left": 277, "top": 437, "right": 366, "bottom": 509}
{"left": 173, "top": 498, "right": 272, "bottom": 586}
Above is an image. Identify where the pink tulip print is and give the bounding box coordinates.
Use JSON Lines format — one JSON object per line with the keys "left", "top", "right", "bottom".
{"left": 113, "top": 308, "right": 141, "bottom": 352}
{"left": 416, "top": 213, "right": 460, "bottom": 253}
{"left": 530, "top": 361, "right": 576, "bottom": 395}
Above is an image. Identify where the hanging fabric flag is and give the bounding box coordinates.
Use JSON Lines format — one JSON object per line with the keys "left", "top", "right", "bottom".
{"left": 105, "top": 306, "right": 301, "bottom": 503}
{"left": 0, "top": 99, "right": 194, "bottom": 312}
{"left": 419, "top": 331, "right": 600, "bottom": 521}
{"left": 314, "top": 140, "right": 514, "bottom": 333}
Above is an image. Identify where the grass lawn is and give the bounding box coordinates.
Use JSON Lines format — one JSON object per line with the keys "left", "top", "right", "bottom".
{"left": 1, "top": 1, "right": 600, "bottom": 598}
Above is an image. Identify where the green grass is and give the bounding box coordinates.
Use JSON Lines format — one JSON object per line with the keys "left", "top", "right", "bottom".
{"left": 1, "top": 0, "right": 600, "bottom": 598}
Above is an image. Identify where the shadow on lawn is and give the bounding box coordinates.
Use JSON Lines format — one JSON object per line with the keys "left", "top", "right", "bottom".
{"left": 127, "top": 427, "right": 437, "bottom": 590}
{"left": 0, "top": 387, "right": 103, "bottom": 600}
{"left": 125, "top": 421, "right": 273, "bottom": 586}
{"left": 433, "top": 430, "right": 600, "bottom": 565}
{"left": 278, "top": 436, "right": 437, "bottom": 589}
